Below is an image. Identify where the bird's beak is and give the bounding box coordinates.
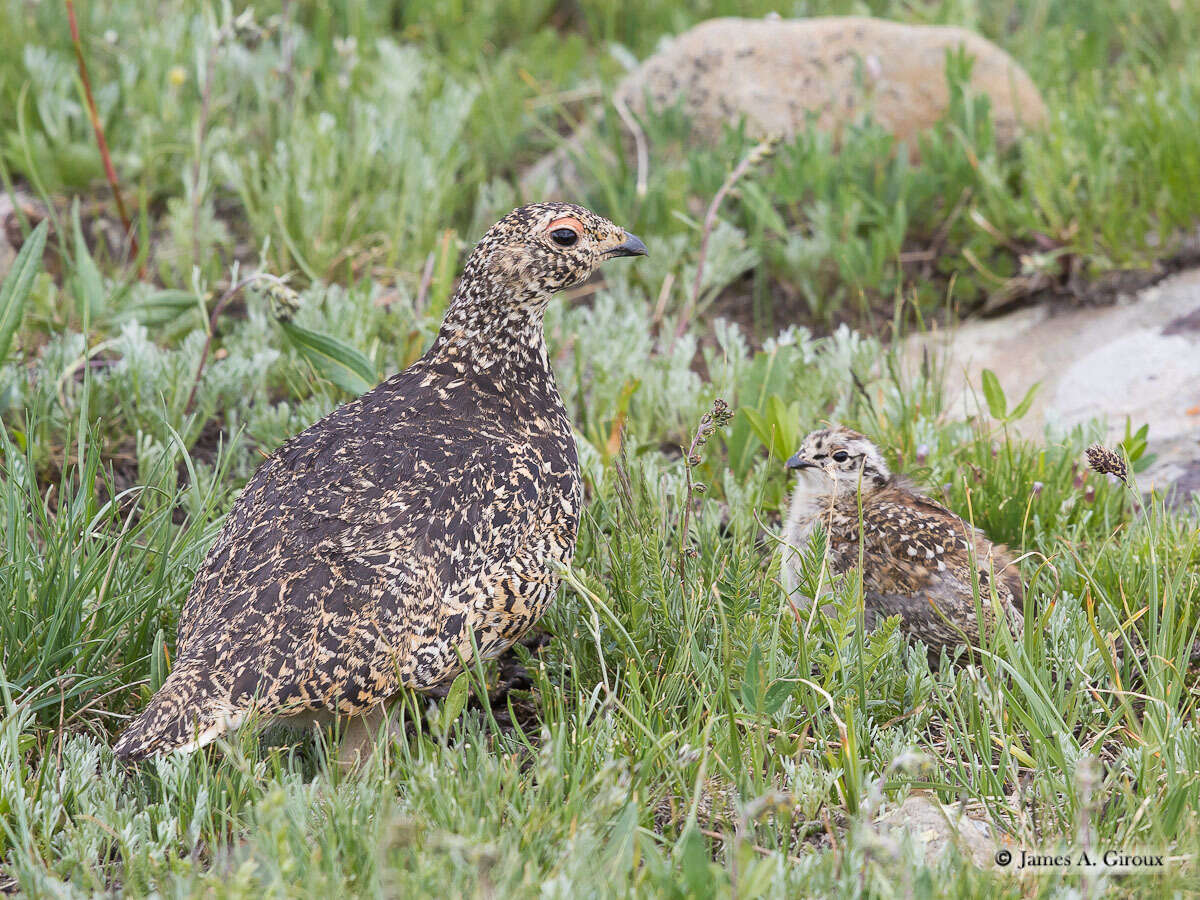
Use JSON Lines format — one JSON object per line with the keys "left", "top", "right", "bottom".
{"left": 607, "top": 231, "right": 648, "bottom": 258}
{"left": 786, "top": 453, "right": 816, "bottom": 471}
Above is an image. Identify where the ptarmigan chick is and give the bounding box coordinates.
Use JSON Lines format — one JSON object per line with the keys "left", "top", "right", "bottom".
{"left": 780, "top": 426, "right": 1023, "bottom": 660}
{"left": 115, "top": 203, "right": 647, "bottom": 765}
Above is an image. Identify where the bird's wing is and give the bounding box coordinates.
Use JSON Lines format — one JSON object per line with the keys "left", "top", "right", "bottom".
{"left": 173, "top": 369, "right": 555, "bottom": 707}
{"left": 859, "top": 493, "right": 1023, "bottom": 612}
{"left": 855, "top": 495, "right": 973, "bottom": 595}
{"left": 835, "top": 493, "right": 1022, "bottom": 651}
{"left": 117, "top": 368, "right": 577, "bottom": 757}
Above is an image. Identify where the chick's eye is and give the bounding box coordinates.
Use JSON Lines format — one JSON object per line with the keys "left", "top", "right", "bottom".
{"left": 550, "top": 228, "right": 578, "bottom": 247}
{"left": 832, "top": 451, "right": 849, "bottom": 462}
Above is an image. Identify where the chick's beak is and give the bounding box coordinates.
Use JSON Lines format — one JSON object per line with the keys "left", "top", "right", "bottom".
{"left": 608, "top": 231, "right": 648, "bottom": 258}
{"left": 786, "top": 452, "right": 816, "bottom": 471}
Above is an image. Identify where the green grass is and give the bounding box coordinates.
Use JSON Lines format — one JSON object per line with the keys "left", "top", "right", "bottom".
{"left": 1, "top": 0, "right": 1199, "bottom": 896}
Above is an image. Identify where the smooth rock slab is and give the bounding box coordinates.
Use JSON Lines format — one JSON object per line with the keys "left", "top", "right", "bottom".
{"left": 910, "top": 268, "right": 1200, "bottom": 501}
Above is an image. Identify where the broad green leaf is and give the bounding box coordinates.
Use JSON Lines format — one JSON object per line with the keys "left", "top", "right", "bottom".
{"left": 279, "top": 319, "right": 377, "bottom": 396}
{"left": 981, "top": 368, "right": 1007, "bottom": 419}
{"left": 739, "top": 643, "right": 763, "bottom": 714}
{"left": 120, "top": 289, "right": 202, "bottom": 329}
{"left": 742, "top": 397, "right": 801, "bottom": 463}
{"left": 678, "top": 827, "right": 716, "bottom": 900}
{"left": 763, "top": 679, "right": 793, "bottom": 717}
{"left": 1120, "top": 418, "right": 1150, "bottom": 463}
{"left": 0, "top": 219, "right": 48, "bottom": 363}
{"left": 740, "top": 407, "right": 771, "bottom": 455}
{"left": 764, "top": 394, "right": 801, "bottom": 461}
{"left": 440, "top": 671, "right": 469, "bottom": 734}
{"left": 1008, "top": 381, "right": 1041, "bottom": 422}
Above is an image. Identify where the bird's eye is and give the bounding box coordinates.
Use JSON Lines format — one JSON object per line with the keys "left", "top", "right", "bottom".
{"left": 550, "top": 228, "right": 578, "bottom": 247}
{"left": 832, "top": 451, "right": 849, "bottom": 462}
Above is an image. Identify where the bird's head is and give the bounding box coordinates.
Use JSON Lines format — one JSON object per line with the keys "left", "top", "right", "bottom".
{"left": 437, "top": 203, "right": 646, "bottom": 360}
{"left": 786, "top": 426, "right": 891, "bottom": 494}
{"left": 469, "top": 202, "right": 646, "bottom": 298}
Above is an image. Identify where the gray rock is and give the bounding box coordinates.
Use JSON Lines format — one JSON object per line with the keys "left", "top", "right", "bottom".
{"left": 909, "top": 268, "right": 1200, "bottom": 503}
{"left": 0, "top": 195, "right": 19, "bottom": 280}
{"left": 877, "top": 793, "right": 1005, "bottom": 868}
{"left": 524, "top": 16, "right": 1047, "bottom": 195}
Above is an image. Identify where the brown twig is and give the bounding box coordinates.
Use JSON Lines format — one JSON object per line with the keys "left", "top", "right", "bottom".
{"left": 414, "top": 250, "right": 436, "bottom": 312}
{"left": 612, "top": 94, "right": 648, "bottom": 206}
{"left": 66, "top": 0, "right": 138, "bottom": 263}
{"left": 650, "top": 271, "right": 675, "bottom": 333}
{"left": 184, "top": 273, "right": 278, "bottom": 415}
{"left": 698, "top": 829, "right": 805, "bottom": 866}
{"left": 676, "top": 136, "right": 779, "bottom": 342}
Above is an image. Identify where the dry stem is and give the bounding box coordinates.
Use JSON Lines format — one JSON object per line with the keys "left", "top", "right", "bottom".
{"left": 677, "top": 136, "right": 779, "bottom": 340}
{"left": 66, "top": 0, "right": 138, "bottom": 264}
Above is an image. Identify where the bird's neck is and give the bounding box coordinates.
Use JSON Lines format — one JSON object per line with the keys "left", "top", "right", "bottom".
{"left": 429, "top": 268, "right": 553, "bottom": 376}
{"left": 785, "top": 474, "right": 832, "bottom": 540}
{"left": 808, "top": 475, "right": 885, "bottom": 511}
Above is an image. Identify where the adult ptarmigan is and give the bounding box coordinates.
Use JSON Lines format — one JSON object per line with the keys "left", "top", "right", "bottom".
{"left": 780, "top": 426, "right": 1024, "bottom": 661}
{"left": 115, "top": 202, "right": 647, "bottom": 764}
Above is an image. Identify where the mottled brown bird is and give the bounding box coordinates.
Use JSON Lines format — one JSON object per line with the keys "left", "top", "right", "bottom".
{"left": 115, "top": 203, "right": 647, "bottom": 764}
{"left": 780, "top": 426, "right": 1023, "bottom": 660}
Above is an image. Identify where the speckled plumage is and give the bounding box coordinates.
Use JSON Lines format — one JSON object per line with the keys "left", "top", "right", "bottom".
{"left": 115, "top": 203, "right": 647, "bottom": 761}
{"left": 780, "top": 427, "right": 1023, "bottom": 658}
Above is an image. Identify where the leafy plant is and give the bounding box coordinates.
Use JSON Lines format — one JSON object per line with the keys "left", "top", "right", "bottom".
{"left": 980, "top": 367, "right": 1041, "bottom": 423}
{"left": 1119, "top": 418, "right": 1155, "bottom": 473}
{"left": 277, "top": 318, "right": 377, "bottom": 397}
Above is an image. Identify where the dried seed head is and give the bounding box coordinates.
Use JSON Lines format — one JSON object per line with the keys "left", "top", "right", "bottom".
{"left": 711, "top": 398, "right": 733, "bottom": 427}
{"left": 684, "top": 398, "right": 734, "bottom": 468}
{"left": 264, "top": 281, "right": 302, "bottom": 322}
{"left": 745, "top": 136, "right": 781, "bottom": 169}
{"left": 1085, "top": 444, "right": 1128, "bottom": 485}
{"left": 228, "top": 9, "right": 268, "bottom": 47}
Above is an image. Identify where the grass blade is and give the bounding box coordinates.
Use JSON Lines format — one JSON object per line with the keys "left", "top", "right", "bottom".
{"left": 0, "top": 220, "right": 48, "bottom": 363}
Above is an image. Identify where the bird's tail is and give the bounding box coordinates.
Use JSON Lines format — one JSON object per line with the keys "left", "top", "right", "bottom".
{"left": 114, "top": 668, "right": 243, "bottom": 761}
